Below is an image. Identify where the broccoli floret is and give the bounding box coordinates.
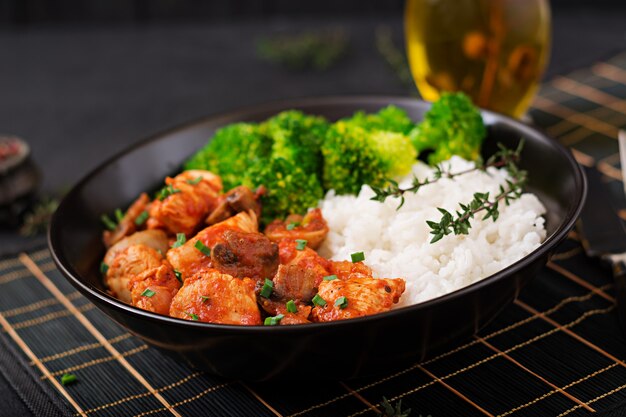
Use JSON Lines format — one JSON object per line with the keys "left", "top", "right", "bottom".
{"left": 243, "top": 157, "right": 324, "bottom": 224}
{"left": 344, "top": 105, "right": 414, "bottom": 134}
{"left": 184, "top": 123, "right": 272, "bottom": 190}
{"left": 409, "top": 92, "right": 486, "bottom": 165}
{"left": 321, "top": 121, "right": 417, "bottom": 195}
{"left": 263, "top": 110, "right": 328, "bottom": 177}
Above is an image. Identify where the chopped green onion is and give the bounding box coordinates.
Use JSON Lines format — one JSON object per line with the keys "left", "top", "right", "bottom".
{"left": 264, "top": 314, "right": 284, "bottom": 326}
{"left": 295, "top": 239, "right": 307, "bottom": 250}
{"left": 201, "top": 295, "right": 210, "bottom": 303}
{"left": 351, "top": 251, "right": 365, "bottom": 263}
{"left": 194, "top": 240, "right": 211, "bottom": 257}
{"left": 173, "top": 269, "right": 182, "bottom": 283}
{"left": 186, "top": 177, "right": 203, "bottom": 185}
{"left": 172, "top": 233, "right": 187, "bottom": 248}
{"left": 186, "top": 312, "right": 199, "bottom": 321}
{"left": 323, "top": 275, "right": 337, "bottom": 281}
{"left": 334, "top": 296, "right": 348, "bottom": 309}
{"left": 312, "top": 294, "right": 327, "bottom": 307}
{"left": 101, "top": 214, "right": 117, "bottom": 231}
{"left": 286, "top": 299, "right": 298, "bottom": 313}
{"left": 114, "top": 208, "right": 124, "bottom": 222}
{"left": 134, "top": 210, "right": 149, "bottom": 226}
{"left": 156, "top": 184, "right": 181, "bottom": 201}
{"left": 259, "top": 278, "right": 274, "bottom": 298}
{"left": 100, "top": 262, "right": 109, "bottom": 275}
{"left": 141, "top": 288, "right": 156, "bottom": 298}
{"left": 61, "top": 373, "right": 77, "bottom": 386}
{"left": 286, "top": 222, "right": 299, "bottom": 231}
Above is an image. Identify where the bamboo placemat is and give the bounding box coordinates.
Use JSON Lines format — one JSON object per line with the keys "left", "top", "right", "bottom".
{"left": 2, "top": 52, "right": 626, "bottom": 417}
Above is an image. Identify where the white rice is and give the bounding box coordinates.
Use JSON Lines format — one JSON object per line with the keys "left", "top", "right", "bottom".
{"left": 318, "top": 156, "right": 547, "bottom": 308}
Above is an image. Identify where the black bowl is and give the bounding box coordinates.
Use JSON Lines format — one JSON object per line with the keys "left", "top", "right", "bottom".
{"left": 49, "top": 96, "right": 586, "bottom": 381}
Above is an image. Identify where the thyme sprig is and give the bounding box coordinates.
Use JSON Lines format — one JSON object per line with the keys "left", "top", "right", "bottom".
{"left": 370, "top": 141, "right": 526, "bottom": 243}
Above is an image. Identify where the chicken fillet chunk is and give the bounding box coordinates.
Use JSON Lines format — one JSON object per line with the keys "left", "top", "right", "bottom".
{"left": 148, "top": 170, "right": 222, "bottom": 236}
{"left": 312, "top": 276, "right": 405, "bottom": 322}
{"left": 264, "top": 208, "right": 329, "bottom": 249}
{"left": 169, "top": 269, "right": 261, "bottom": 325}
{"left": 128, "top": 264, "right": 181, "bottom": 315}
{"left": 104, "top": 244, "right": 163, "bottom": 303}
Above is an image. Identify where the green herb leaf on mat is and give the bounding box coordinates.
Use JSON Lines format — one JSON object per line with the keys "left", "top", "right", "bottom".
{"left": 61, "top": 373, "right": 77, "bottom": 386}
{"left": 19, "top": 197, "right": 60, "bottom": 237}
{"left": 377, "top": 396, "right": 419, "bottom": 417}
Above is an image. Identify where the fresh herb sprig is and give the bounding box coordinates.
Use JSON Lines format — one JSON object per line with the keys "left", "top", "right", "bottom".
{"left": 371, "top": 141, "right": 526, "bottom": 243}
{"left": 378, "top": 396, "right": 413, "bottom": 417}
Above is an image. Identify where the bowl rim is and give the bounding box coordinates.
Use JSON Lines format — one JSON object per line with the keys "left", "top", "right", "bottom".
{"left": 48, "top": 95, "right": 587, "bottom": 333}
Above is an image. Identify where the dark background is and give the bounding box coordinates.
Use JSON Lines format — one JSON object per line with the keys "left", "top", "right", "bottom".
{"left": 0, "top": 0, "right": 624, "bottom": 24}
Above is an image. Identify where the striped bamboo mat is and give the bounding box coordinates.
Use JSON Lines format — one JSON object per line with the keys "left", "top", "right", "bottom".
{"left": 2, "top": 52, "right": 626, "bottom": 417}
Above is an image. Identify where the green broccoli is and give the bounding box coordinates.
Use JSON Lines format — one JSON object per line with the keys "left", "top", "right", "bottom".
{"left": 321, "top": 121, "right": 417, "bottom": 195}
{"left": 409, "top": 92, "right": 486, "bottom": 165}
{"left": 263, "top": 110, "right": 328, "bottom": 177}
{"left": 344, "top": 105, "right": 414, "bottom": 134}
{"left": 184, "top": 123, "right": 272, "bottom": 191}
{"left": 242, "top": 157, "right": 324, "bottom": 224}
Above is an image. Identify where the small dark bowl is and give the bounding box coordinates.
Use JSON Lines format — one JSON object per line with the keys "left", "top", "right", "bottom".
{"left": 49, "top": 96, "right": 585, "bottom": 381}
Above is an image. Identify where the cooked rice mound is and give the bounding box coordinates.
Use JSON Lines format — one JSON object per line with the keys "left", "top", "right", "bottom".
{"left": 319, "top": 156, "right": 547, "bottom": 308}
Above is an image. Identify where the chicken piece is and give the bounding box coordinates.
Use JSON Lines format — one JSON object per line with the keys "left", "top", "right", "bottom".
{"left": 329, "top": 260, "right": 373, "bottom": 280}
{"left": 206, "top": 186, "right": 263, "bottom": 225}
{"left": 312, "top": 276, "right": 406, "bottom": 322}
{"left": 278, "top": 239, "right": 332, "bottom": 286}
{"left": 103, "top": 193, "right": 151, "bottom": 248}
{"left": 211, "top": 229, "right": 278, "bottom": 282}
{"left": 104, "top": 230, "right": 170, "bottom": 267}
{"left": 272, "top": 264, "right": 318, "bottom": 303}
{"left": 169, "top": 269, "right": 261, "bottom": 325}
{"left": 148, "top": 170, "right": 222, "bottom": 236}
{"left": 258, "top": 298, "right": 312, "bottom": 325}
{"left": 128, "top": 264, "right": 180, "bottom": 315}
{"left": 264, "top": 208, "right": 329, "bottom": 250}
{"left": 167, "top": 211, "right": 258, "bottom": 280}
{"left": 104, "top": 244, "right": 163, "bottom": 303}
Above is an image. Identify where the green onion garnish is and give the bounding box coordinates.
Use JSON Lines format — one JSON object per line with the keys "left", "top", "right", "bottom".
{"left": 312, "top": 294, "right": 327, "bottom": 307}
{"left": 172, "top": 233, "right": 187, "bottom": 248}
{"left": 61, "top": 373, "right": 77, "bottom": 386}
{"left": 141, "top": 288, "right": 156, "bottom": 298}
{"left": 259, "top": 278, "right": 274, "bottom": 298}
{"left": 351, "top": 251, "right": 365, "bottom": 263}
{"left": 101, "top": 214, "right": 117, "bottom": 231}
{"left": 186, "top": 177, "right": 203, "bottom": 185}
{"left": 173, "top": 269, "right": 182, "bottom": 283}
{"left": 100, "top": 262, "right": 109, "bottom": 275}
{"left": 186, "top": 312, "right": 199, "bottom": 321}
{"left": 286, "top": 299, "right": 298, "bottom": 313}
{"left": 323, "top": 275, "right": 337, "bottom": 281}
{"left": 264, "top": 314, "right": 284, "bottom": 326}
{"left": 334, "top": 296, "right": 348, "bottom": 309}
{"left": 194, "top": 240, "right": 211, "bottom": 257}
{"left": 201, "top": 295, "right": 210, "bottom": 303}
{"left": 114, "top": 208, "right": 124, "bottom": 222}
{"left": 134, "top": 210, "right": 149, "bottom": 226}
{"left": 156, "top": 184, "right": 181, "bottom": 201}
{"left": 286, "top": 222, "right": 299, "bottom": 231}
{"left": 295, "top": 239, "right": 307, "bottom": 250}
